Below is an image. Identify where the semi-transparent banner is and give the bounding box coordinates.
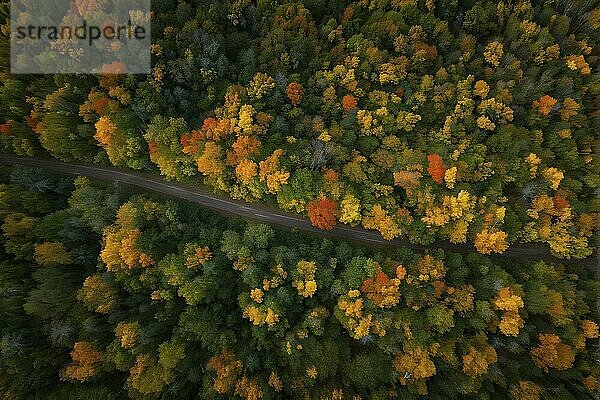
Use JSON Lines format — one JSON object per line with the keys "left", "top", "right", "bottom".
{"left": 10, "top": 0, "right": 151, "bottom": 74}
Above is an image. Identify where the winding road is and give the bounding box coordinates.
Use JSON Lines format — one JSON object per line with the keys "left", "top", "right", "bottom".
{"left": 0, "top": 154, "right": 596, "bottom": 267}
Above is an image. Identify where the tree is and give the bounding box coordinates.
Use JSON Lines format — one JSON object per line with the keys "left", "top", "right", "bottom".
{"left": 60, "top": 342, "right": 103, "bottom": 382}
{"left": 427, "top": 154, "right": 445, "bottom": 184}
{"left": 509, "top": 381, "right": 542, "bottom": 400}
{"left": 2, "top": 213, "right": 38, "bottom": 260}
{"left": 115, "top": 321, "right": 140, "bottom": 349}
{"left": 144, "top": 116, "right": 193, "bottom": 180}
{"left": 93, "top": 116, "right": 128, "bottom": 166}
{"left": 532, "top": 95, "right": 557, "bottom": 116}
{"left": 36, "top": 84, "right": 96, "bottom": 160}
{"left": 197, "top": 142, "right": 224, "bottom": 177}
{"left": 342, "top": 94, "right": 357, "bottom": 111}
{"left": 339, "top": 194, "right": 361, "bottom": 225}
{"left": 362, "top": 205, "right": 401, "bottom": 240}
{"left": 307, "top": 198, "right": 337, "bottom": 230}
{"left": 227, "top": 135, "right": 261, "bottom": 166}
{"left": 235, "top": 159, "right": 258, "bottom": 184}
{"left": 474, "top": 229, "right": 509, "bottom": 254}
{"left": 286, "top": 82, "right": 304, "bottom": 106}
{"left": 77, "top": 274, "right": 119, "bottom": 314}
{"left": 483, "top": 41, "right": 503, "bottom": 66}
{"left": 393, "top": 347, "right": 436, "bottom": 390}
{"left": 1, "top": 2, "right": 600, "bottom": 399}
{"left": 184, "top": 244, "right": 212, "bottom": 269}
{"left": 531, "top": 334, "right": 574, "bottom": 372}
{"left": 34, "top": 242, "right": 72, "bottom": 267}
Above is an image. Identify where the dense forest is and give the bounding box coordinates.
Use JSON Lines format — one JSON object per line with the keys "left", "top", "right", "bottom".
{"left": 0, "top": 166, "right": 598, "bottom": 400}
{"left": 0, "top": 0, "right": 598, "bottom": 258}
{"left": 0, "top": 0, "right": 598, "bottom": 399}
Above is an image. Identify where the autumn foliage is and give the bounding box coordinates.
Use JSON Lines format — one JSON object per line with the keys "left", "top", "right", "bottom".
{"left": 427, "top": 154, "right": 445, "bottom": 184}
{"left": 34, "top": 241, "right": 72, "bottom": 267}
{"left": 0, "top": 1, "right": 599, "bottom": 398}
{"left": 0, "top": 0, "right": 596, "bottom": 265}
{"left": 60, "top": 342, "right": 103, "bottom": 382}
{"left": 531, "top": 334, "right": 575, "bottom": 372}
{"left": 342, "top": 94, "right": 357, "bottom": 111}
{"left": 306, "top": 198, "right": 337, "bottom": 230}
{"left": 0, "top": 122, "right": 13, "bottom": 135}
{"left": 0, "top": 177, "right": 597, "bottom": 400}
{"left": 285, "top": 82, "right": 304, "bottom": 106}
{"left": 532, "top": 95, "right": 557, "bottom": 116}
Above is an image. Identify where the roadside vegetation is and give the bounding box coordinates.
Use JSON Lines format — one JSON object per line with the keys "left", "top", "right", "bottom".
{"left": 0, "top": 1, "right": 598, "bottom": 258}
{"left": 0, "top": 166, "right": 598, "bottom": 399}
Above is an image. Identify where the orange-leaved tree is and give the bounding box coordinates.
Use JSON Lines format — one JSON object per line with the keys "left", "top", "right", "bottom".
{"left": 342, "top": 94, "right": 357, "bottom": 111}
{"left": 286, "top": 82, "right": 304, "bottom": 106}
{"left": 532, "top": 95, "right": 557, "bottom": 116}
{"left": 306, "top": 198, "right": 337, "bottom": 230}
{"left": 427, "top": 154, "right": 445, "bottom": 184}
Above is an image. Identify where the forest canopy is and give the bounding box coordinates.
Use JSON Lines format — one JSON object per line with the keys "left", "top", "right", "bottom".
{"left": 0, "top": 165, "right": 598, "bottom": 400}
{"left": 0, "top": 0, "right": 598, "bottom": 259}
{"left": 0, "top": 0, "right": 599, "bottom": 399}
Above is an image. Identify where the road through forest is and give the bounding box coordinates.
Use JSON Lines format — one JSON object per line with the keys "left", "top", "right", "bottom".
{"left": 0, "top": 154, "right": 596, "bottom": 267}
